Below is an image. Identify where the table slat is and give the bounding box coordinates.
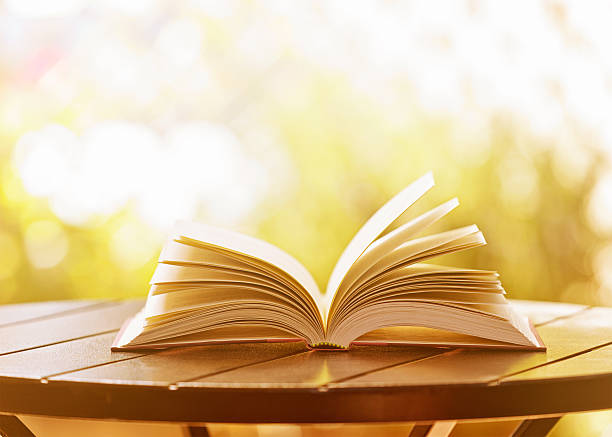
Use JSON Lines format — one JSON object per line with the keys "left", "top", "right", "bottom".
{"left": 0, "top": 300, "right": 142, "bottom": 355}
{"left": 329, "top": 349, "right": 541, "bottom": 388}
{"left": 0, "top": 332, "right": 145, "bottom": 380}
{"left": 502, "top": 346, "right": 612, "bottom": 382}
{"left": 50, "top": 342, "right": 308, "bottom": 386}
{"left": 0, "top": 300, "right": 106, "bottom": 328}
{"left": 180, "top": 345, "right": 446, "bottom": 388}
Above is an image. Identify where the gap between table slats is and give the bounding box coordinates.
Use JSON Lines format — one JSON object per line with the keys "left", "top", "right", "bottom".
{"left": 490, "top": 306, "right": 612, "bottom": 385}
{"left": 0, "top": 300, "right": 114, "bottom": 329}
{"left": 488, "top": 340, "right": 612, "bottom": 385}
{"left": 0, "top": 300, "right": 144, "bottom": 357}
{"left": 48, "top": 341, "right": 309, "bottom": 386}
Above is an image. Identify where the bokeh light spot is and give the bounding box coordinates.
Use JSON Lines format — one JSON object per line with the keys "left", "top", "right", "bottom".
{"left": 4, "top": 0, "right": 85, "bottom": 18}
{"left": 110, "top": 222, "right": 161, "bottom": 271}
{"left": 587, "top": 171, "right": 612, "bottom": 235}
{"left": 0, "top": 231, "right": 21, "bottom": 279}
{"left": 24, "top": 220, "right": 68, "bottom": 269}
{"left": 13, "top": 124, "right": 76, "bottom": 198}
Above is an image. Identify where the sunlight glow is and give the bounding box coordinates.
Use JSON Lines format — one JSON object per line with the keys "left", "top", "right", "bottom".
{"left": 587, "top": 171, "right": 612, "bottom": 235}
{"left": 4, "top": 0, "right": 85, "bottom": 18}
{"left": 595, "top": 244, "right": 612, "bottom": 300}
{"left": 13, "top": 125, "right": 76, "bottom": 198}
{"left": 156, "top": 18, "right": 204, "bottom": 68}
{"left": 2, "top": 0, "right": 612, "bottom": 315}
{"left": 0, "top": 232, "right": 21, "bottom": 279}
{"left": 14, "top": 121, "right": 268, "bottom": 231}
{"left": 110, "top": 222, "right": 161, "bottom": 270}
{"left": 24, "top": 220, "right": 68, "bottom": 269}
{"left": 498, "top": 155, "right": 540, "bottom": 216}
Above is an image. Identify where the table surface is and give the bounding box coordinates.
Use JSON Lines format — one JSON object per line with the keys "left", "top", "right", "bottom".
{"left": 0, "top": 299, "right": 610, "bottom": 424}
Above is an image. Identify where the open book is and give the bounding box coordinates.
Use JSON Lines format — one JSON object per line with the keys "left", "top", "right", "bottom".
{"left": 112, "top": 173, "right": 544, "bottom": 351}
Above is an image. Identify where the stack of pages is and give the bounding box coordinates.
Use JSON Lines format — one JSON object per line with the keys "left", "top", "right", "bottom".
{"left": 113, "top": 173, "right": 544, "bottom": 351}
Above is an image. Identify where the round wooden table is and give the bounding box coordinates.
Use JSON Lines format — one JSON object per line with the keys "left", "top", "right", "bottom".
{"left": 0, "top": 299, "right": 610, "bottom": 437}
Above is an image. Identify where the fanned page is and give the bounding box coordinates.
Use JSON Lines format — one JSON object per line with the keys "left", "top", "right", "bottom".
{"left": 173, "top": 221, "right": 325, "bottom": 317}
{"left": 322, "top": 178, "right": 543, "bottom": 349}
{"left": 112, "top": 221, "right": 327, "bottom": 350}
{"left": 327, "top": 197, "right": 461, "bottom": 319}
{"left": 324, "top": 172, "right": 435, "bottom": 310}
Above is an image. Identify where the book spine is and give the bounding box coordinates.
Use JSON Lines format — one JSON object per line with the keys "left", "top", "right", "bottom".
{"left": 308, "top": 341, "right": 349, "bottom": 350}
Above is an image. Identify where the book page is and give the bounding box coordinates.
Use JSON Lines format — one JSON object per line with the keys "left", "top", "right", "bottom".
{"left": 353, "top": 326, "right": 536, "bottom": 350}
{"left": 352, "top": 226, "right": 485, "bottom": 291}
{"left": 327, "top": 227, "right": 488, "bottom": 331}
{"left": 143, "top": 286, "right": 299, "bottom": 318}
{"left": 328, "top": 198, "right": 460, "bottom": 317}
{"left": 329, "top": 300, "right": 539, "bottom": 348}
{"left": 325, "top": 172, "right": 435, "bottom": 306}
{"left": 160, "top": 239, "right": 264, "bottom": 272}
{"left": 171, "top": 221, "right": 325, "bottom": 319}
{"left": 150, "top": 262, "right": 291, "bottom": 290}
{"left": 158, "top": 239, "right": 310, "bottom": 300}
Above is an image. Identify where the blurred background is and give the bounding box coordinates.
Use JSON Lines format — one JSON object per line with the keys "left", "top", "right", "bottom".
{"left": 1, "top": 0, "right": 611, "bottom": 306}
{"left": 1, "top": 0, "right": 612, "bottom": 435}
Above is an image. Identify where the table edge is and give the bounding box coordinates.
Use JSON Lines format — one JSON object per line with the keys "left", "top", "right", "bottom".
{"left": 0, "top": 372, "right": 610, "bottom": 423}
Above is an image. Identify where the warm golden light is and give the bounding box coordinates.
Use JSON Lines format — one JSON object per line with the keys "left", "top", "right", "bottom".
{"left": 1, "top": 1, "right": 611, "bottom": 435}
{"left": 24, "top": 220, "right": 68, "bottom": 269}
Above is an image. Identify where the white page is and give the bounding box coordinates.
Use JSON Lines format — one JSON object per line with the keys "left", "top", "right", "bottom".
{"left": 171, "top": 221, "right": 324, "bottom": 311}
{"left": 339, "top": 226, "right": 485, "bottom": 305}
{"left": 337, "top": 198, "right": 460, "bottom": 296}
{"left": 325, "top": 172, "right": 435, "bottom": 300}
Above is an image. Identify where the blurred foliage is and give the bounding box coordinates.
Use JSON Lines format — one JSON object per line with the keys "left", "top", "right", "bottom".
{"left": 0, "top": 73, "right": 608, "bottom": 307}
{"left": 0, "top": 1, "right": 611, "bottom": 311}
{"left": 257, "top": 76, "right": 607, "bottom": 305}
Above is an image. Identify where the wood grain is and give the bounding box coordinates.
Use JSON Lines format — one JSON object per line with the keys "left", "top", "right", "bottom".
{"left": 0, "top": 332, "right": 146, "bottom": 379}
{"left": 181, "top": 345, "right": 445, "bottom": 388}
{"left": 502, "top": 343, "right": 612, "bottom": 382}
{"left": 0, "top": 300, "right": 143, "bottom": 356}
{"left": 0, "top": 300, "right": 106, "bottom": 328}
{"left": 51, "top": 342, "right": 307, "bottom": 386}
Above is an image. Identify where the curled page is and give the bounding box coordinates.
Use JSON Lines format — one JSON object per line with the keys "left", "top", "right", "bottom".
{"left": 171, "top": 221, "right": 324, "bottom": 312}
{"left": 326, "top": 198, "right": 460, "bottom": 317}
{"left": 325, "top": 172, "right": 435, "bottom": 300}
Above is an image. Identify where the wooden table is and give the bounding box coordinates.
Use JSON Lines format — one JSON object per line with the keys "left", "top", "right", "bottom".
{"left": 0, "top": 299, "right": 610, "bottom": 437}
